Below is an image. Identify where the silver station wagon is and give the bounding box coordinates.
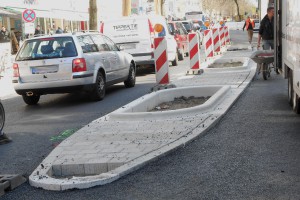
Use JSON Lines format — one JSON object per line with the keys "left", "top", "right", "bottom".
{"left": 12, "top": 32, "right": 136, "bottom": 105}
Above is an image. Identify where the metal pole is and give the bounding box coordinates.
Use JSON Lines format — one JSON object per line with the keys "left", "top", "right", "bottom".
{"left": 258, "top": 0, "right": 261, "bottom": 20}
{"left": 274, "top": 0, "right": 280, "bottom": 72}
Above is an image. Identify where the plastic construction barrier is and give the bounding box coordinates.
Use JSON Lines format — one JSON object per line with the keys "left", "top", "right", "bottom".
{"left": 204, "top": 30, "right": 214, "bottom": 59}
{"left": 212, "top": 28, "right": 221, "bottom": 55}
{"left": 188, "top": 33, "right": 201, "bottom": 70}
{"left": 219, "top": 27, "right": 226, "bottom": 46}
{"left": 224, "top": 26, "right": 231, "bottom": 45}
{"left": 154, "top": 37, "right": 170, "bottom": 85}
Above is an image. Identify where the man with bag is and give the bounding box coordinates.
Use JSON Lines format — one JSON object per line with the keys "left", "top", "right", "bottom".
{"left": 243, "top": 16, "right": 255, "bottom": 44}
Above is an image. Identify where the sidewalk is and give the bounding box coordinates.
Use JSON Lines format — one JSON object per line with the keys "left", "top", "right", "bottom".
{"left": 0, "top": 55, "right": 17, "bottom": 100}
{"left": 29, "top": 48, "right": 257, "bottom": 191}
{"left": 0, "top": 69, "right": 17, "bottom": 100}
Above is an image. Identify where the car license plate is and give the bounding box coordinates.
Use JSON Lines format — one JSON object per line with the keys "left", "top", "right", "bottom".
{"left": 31, "top": 65, "right": 58, "bottom": 74}
{"left": 123, "top": 43, "right": 136, "bottom": 49}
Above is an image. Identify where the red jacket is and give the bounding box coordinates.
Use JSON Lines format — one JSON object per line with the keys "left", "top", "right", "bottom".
{"left": 244, "top": 18, "right": 255, "bottom": 30}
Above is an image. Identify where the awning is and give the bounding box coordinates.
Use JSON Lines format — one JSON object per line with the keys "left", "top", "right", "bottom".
{"left": 2, "top": 7, "right": 89, "bottom": 21}
{"left": 5, "top": 7, "right": 53, "bottom": 19}
{"left": 52, "top": 10, "right": 89, "bottom": 21}
{"left": 0, "top": 7, "right": 19, "bottom": 18}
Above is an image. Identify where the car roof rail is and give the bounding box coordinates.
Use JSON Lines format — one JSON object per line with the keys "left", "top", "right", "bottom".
{"left": 72, "top": 30, "right": 100, "bottom": 35}
{"left": 32, "top": 34, "right": 49, "bottom": 37}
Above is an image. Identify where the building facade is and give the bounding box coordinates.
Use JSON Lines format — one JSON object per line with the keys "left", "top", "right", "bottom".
{"left": 0, "top": 0, "right": 89, "bottom": 37}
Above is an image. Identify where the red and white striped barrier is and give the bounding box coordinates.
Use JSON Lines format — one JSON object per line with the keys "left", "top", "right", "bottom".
{"left": 188, "top": 33, "right": 200, "bottom": 70}
{"left": 154, "top": 37, "right": 169, "bottom": 85}
{"left": 204, "top": 30, "right": 214, "bottom": 59}
{"left": 224, "top": 26, "right": 231, "bottom": 45}
{"left": 219, "top": 27, "right": 226, "bottom": 46}
{"left": 212, "top": 28, "right": 221, "bottom": 54}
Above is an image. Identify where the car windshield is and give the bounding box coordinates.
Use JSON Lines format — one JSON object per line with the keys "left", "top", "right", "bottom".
{"left": 16, "top": 37, "right": 77, "bottom": 61}
{"left": 168, "top": 23, "right": 175, "bottom": 34}
{"left": 199, "top": 21, "right": 204, "bottom": 26}
{"left": 182, "top": 22, "right": 191, "bottom": 31}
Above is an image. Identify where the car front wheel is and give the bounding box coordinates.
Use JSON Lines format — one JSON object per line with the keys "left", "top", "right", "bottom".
{"left": 178, "top": 48, "right": 184, "bottom": 61}
{"left": 171, "top": 54, "right": 178, "bottom": 66}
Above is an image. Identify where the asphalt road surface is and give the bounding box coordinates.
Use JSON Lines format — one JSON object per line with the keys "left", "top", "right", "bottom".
{"left": 1, "top": 31, "right": 299, "bottom": 200}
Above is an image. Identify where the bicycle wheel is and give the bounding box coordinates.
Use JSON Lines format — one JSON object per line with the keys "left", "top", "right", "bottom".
{"left": 262, "top": 63, "right": 269, "bottom": 80}
{"left": 0, "top": 101, "right": 5, "bottom": 132}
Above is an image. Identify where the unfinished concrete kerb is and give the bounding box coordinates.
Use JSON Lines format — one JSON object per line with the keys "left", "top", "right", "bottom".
{"left": 29, "top": 85, "right": 230, "bottom": 191}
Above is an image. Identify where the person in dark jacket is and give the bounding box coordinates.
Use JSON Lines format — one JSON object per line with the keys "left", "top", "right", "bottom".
{"left": 55, "top": 27, "right": 63, "bottom": 34}
{"left": 34, "top": 25, "right": 43, "bottom": 36}
{"left": 0, "top": 26, "right": 10, "bottom": 43}
{"left": 257, "top": 7, "right": 274, "bottom": 49}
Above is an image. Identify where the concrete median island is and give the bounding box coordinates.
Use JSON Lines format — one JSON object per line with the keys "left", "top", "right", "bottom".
{"left": 29, "top": 50, "right": 257, "bottom": 191}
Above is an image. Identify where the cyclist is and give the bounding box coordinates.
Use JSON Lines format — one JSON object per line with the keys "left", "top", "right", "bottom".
{"left": 257, "top": 7, "right": 274, "bottom": 50}
{"left": 0, "top": 100, "right": 11, "bottom": 144}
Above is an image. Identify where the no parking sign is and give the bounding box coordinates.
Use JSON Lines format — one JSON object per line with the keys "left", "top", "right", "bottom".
{"left": 22, "top": 9, "right": 36, "bottom": 23}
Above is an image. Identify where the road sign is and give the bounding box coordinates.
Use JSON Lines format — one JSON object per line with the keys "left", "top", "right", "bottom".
{"left": 22, "top": 9, "right": 36, "bottom": 23}
{"left": 24, "top": 22, "right": 35, "bottom": 34}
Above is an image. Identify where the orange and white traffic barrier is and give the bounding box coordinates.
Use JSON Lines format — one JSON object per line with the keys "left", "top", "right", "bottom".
{"left": 219, "top": 27, "right": 226, "bottom": 46}
{"left": 154, "top": 37, "right": 169, "bottom": 85}
{"left": 204, "top": 30, "right": 214, "bottom": 59}
{"left": 212, "top": 28, "right": 221, "bottom": 55}
{"left": 224, "top": 26, "right": 231, "bottom": 45}
{"left": 188, "top": 33, "right": 200, "bottom": 70}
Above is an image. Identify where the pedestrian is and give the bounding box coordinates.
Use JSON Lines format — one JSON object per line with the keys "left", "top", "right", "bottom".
{"left": 0, "top": 26, "right": 10, "bottom": 43}
{"left": 0, "top": 100, "right": 11, "bottom": 145}
{"left": 34, "top": 25, "right": 43, "bottom": 36}
{"left": 63, "top": 26, "right": 70, "bottom": 33}
{"left": 55, "top": 27, "right": 63, "bottom": 34}
{"left": 243, "top": 15, "right": 255, "bottom": 44}
{"left": 47, "top": 25, "right": 54, "bottom": 35}
{"left": 257, "top": 7, "right": 274, "bottom": 50}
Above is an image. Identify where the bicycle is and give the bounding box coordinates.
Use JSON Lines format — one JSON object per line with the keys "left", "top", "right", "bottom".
{"left": 250, "top": 50, "right": 276, "bottom": 80}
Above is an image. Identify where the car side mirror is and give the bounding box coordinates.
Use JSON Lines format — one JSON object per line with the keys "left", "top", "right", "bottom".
{"left": 118, "top": 45, "right": 124, "bottom": 51}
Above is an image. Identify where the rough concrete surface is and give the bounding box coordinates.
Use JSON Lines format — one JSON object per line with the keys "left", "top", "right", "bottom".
{"left": 29, "top": 49, "right": 257, "bottom": 190}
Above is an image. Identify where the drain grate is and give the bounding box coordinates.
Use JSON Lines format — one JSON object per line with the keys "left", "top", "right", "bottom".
{"left": 0, "top": 174, "right": 27, "bottom": 197}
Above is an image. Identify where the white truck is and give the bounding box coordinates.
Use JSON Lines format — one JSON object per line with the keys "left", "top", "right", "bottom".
{"left": 185, "top": 11, "right": 204, "bottom": 21}
{"left": 274, "top": 0, "right": 300, "bottom": 114}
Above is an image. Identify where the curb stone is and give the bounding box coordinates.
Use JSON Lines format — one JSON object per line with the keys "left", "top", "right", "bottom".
{"left": 29, "top": 52, "right": 257, "bottom": 191}
{"left": 0, "top": 174, "right": 27, "bottom": 197}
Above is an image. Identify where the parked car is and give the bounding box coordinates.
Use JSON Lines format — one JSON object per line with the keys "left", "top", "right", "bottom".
{"left": 192, "top": 20, "right": 205, "bottom": 31}
{"left": 13, "top": 32, "right": 136, "bottom": 105}
{"left": 253, "top": 19, "right": 260, "bottom": 32}
{"left": 179, "top": 20, "right": 195, "bottom": 33}
{"left": 100, "top": 15, "right": 178, "bottom": 67}
{"left": 168, "top": 21, "right": 189, "bottom": 60}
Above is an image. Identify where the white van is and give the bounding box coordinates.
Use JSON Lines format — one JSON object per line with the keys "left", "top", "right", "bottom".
{"left": 100, "top": 15, "right": 178, "bottom": 67}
